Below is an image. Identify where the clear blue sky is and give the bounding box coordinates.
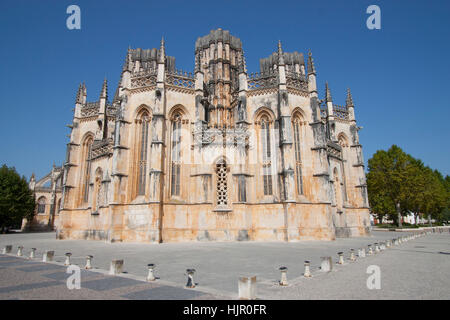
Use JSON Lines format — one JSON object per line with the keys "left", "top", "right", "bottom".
{"left": 0, "top": 0, "right": 449, "bottom": 180}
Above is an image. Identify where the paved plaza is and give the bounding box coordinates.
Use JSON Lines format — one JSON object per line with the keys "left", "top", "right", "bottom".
{"left": 0, "top": 230, "right": 449, "bottom": 299}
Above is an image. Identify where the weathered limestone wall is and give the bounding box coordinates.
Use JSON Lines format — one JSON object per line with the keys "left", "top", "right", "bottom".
{"left": 58, "top": 202, "right": 338, "bottom": 243}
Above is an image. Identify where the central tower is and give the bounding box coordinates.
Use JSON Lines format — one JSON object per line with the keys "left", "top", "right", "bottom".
{"left": 195, "top": 28, "right": 242, "bottom": 128}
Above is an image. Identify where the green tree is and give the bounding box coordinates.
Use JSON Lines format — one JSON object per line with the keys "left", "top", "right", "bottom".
{"left": 368, "top": 145, "right": 449, "bottom": 227}
{"left": 0, "top": 165, "right": 35, "bottom": 232}
{"left": 367, "top": 145, "right": 417, "bottom": 227}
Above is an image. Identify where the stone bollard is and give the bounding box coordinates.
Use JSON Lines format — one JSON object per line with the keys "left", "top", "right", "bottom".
{"left": 367, "top": 244, "right": 373, "bottom": 255}
{"left": 64, "top": 253, "right": 72, "bottom": 266}
{"left": 109, "top": 259, "right": 124, "bottom": 275}
{"left": 17, "top": 246, "right": 23, "bottom": 257}
{"left": 30, "top": 248, "right": 36, "bottom": 259}
{"left": 374, "top": 243, "right": 380, "bottom": 253}
{"left": 320, "top": 256, "right": 333, "bottom": 272}
{"left": 146, "top": 264, "right": 156, "bottom": 281}
{"left": 279, "top": 266, "right": 288, "bottom": 286}
{"left": 85, "top": 255, "right": 93, "bottom": 269}
{"left": 238, "top": 276, "right": 257, "bottom": 300}
{"left": 43, "top": 251, "right": 54, "bottom": 262}
{"left": 2, "top": 245, "right": 12, "bottom": 254}
{"left": 185, "top": 269, "right": 196, "bottom": 288}
{"left": 304, "top": 261, "right": 312, "bottom": 278}
{"left": 386, "top": 240, "right": 391, "bottom": 248}
{"left": 358, "top": 248, "right": 366, "bottom": 258}
{"left": 350, "top": 249, "right": 356, "bottom": 261}
{"left": 337, "top": 252, "right": 345, "bottom": 264}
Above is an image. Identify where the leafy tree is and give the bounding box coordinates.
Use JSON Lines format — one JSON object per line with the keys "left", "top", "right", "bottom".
{"left": 367, "top": 145, "right": 449, "bottom": 227}
{"left": 367, "top": 145, "right": 416, "bottom": 227}
{"left": 0, "top": 165, "right": 35, "bottom": 232}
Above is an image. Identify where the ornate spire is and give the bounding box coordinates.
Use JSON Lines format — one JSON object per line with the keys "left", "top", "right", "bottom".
{"left": 346, "top": 88, "right": 354, "bottom": 107}
{"left": 307, "top": 50, "right": 316, "bottom": 74}
{"left": 30, "top": 173, "right": 35, "bottom": 181}
{"left": 325, "top": 82, "right": 332, "bottom": 103}
{"left": 158, "top": 37, "right": 165, "bottom": 63}
{"left": 123, "top": 48, "right": 132, "bottom": 72}
{"left": 75, "top": 83, "right": 83, "bottom": 104}
{"left": 82, "top": 82, "right": 87, "bottom": 97}
{"left": 277, "top": 40, "right": 285, "bottom": 65}
{"left": 194, "top": 51, "right": 200, "bottom": 73}
{"left": 238, "top": 49, "right": 247, "bottom": 73}
{"left": 100, "top": 78, "right": 108, "bottom": 99}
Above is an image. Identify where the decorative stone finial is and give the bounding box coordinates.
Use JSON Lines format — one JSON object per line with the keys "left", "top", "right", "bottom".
{"left": 82, "top": 82, "right": 87, "bottom": 98}
{"left": 238, "top": 49, "right": 247, "bottom": 74}
{"left": 307, "top": 50, "right": 316, "bottom": 74}
{"left": 325, "top": 82, "right": 332, "bottom": 103}
{"left": 75, "top": 83, "right": 83, "bottom": 104}
{"left": 346, "top": 88, "right": 354, "bottom": 107}
{"left": 277, "top": 40, "right": 285, "bottom": 65}
{"left": 123, "top": 48, "right": 132, "bottom": 72}
{"left": 100, "top": 78, "right": 108, "bottom": 99}
{"left": 158, "top": 37, "right": 165, "bottom": 63}
{"left": 194, "top": 52, "right": 200, "bottom": 73}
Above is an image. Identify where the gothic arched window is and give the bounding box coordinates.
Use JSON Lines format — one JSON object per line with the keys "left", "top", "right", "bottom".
{"left": 259, "top": 115, "right": 273, "bottom": 196}
{"left": 37, "top": 196, "right": 46, "bottom": 214}
{"left": 170, "top": 112, "right": 182, "bottom": 196}
{"left": 136, "top": 111, "right": 150, "bottom": 196}
{"left": 292, "top": 115, "right": 304, "bottom": 195}
{"left": 81, "top": 135, "right": 93, "bottom": 204}
{"left": 338, "top": 133, "right": 349, "bottom": 202}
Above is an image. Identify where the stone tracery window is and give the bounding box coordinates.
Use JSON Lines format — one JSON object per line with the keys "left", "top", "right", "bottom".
{"left": 81, "top": 135, "right": 93, "bottom": 204}
{"left": 216, "top": 160, "right": 228, "bottom": 207}
{"left": 170, "top": 112, "right": 182, "bottom": 196}
{"left": 260, "top": 115, "right": 273, "bottom": 196}
{"left": 338, "top": 133, "right": 349, "bottom": 201}
{"left": 37, "top": 196, "right": 46, "bottom": 214}
{"left": 137, "top": 111, "right": 150, "bottom": 196}
{"left": 292, "top": 115, "right": 304, "bottom": 195}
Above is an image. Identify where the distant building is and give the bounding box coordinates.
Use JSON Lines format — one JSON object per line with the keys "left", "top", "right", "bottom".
{"left": 57, "top": 28, "right": 370, "bottom": 243}
{"left": 21, "top": 165, "right": 63, "bottom": 231}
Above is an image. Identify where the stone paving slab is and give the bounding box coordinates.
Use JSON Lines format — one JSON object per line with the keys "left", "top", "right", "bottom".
{"left": 0, "top": 255, "right": 224, "bottom": 300}
{"left": 81, "top": 276, "right": 144, "bottom": 291}
{"left": 42, "top": 269, "right": 99, "bottom": 281}
{"left": 0, "top": 280, "right": 61, "bottom": 294}
{"left": 121, "top": 285, "right": 205, "bottom": 300}
{"left": 0, "top": 230, "right": 449, "bottom": 299}
{"left": 16, "top": 264, "right": 66, "bottom": 272}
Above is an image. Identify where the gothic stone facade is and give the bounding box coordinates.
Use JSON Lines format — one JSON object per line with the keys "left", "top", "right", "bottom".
{"left": 22, "top": 166, "right": 63, "bottom": 231}
{"left": 57, "top": 29, "right": 370, "bottom": 243}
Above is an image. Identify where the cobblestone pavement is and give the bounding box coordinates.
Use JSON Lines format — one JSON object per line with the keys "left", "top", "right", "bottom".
{"left": 0, "top": 229, "right": 449, "bottom": 299}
